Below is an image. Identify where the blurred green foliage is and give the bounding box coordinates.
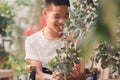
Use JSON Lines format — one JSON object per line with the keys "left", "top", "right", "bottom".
{"left": 0, "top": 0, "right": 28, "bottom": 77}
{"left": 94, "top": 0, "right": 120, "bottom": 73}
{"left": 49, "top": 0, "right": 120, "bottom": 79}
{"left": 0, "top": 2, "right": 14, "bottom": 68}
{"left": 0, "top": 0, "right": 44, "bottom": 78}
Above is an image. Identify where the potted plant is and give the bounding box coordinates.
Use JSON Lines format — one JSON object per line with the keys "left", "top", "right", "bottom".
{"left": 94, "top": 17, "right": 120, "bottom": 79}
{"left": 48, "top": 0, "right": 98, "bottom": 80}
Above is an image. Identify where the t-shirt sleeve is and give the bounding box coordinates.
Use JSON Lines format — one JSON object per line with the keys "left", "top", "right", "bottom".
{"left": 25, "top": 37, "right": 41, "bottom": 61}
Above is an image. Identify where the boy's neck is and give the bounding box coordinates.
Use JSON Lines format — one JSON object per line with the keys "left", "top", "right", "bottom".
{"left": 43, "top": 27, "right": 62, "bottom": 41}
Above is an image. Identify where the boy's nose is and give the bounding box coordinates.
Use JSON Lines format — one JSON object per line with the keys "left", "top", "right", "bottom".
{"left": 58, "top": 19, "right": 64, "bottom": 25}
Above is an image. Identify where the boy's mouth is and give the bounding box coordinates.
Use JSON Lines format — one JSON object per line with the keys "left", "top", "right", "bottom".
{"left": 55, "top": 24, "right": 64, "bottom": 32}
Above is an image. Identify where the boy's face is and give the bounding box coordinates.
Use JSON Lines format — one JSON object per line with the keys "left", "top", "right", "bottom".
{"left": 43, "top": 4, "right": 69, "bottom": 33}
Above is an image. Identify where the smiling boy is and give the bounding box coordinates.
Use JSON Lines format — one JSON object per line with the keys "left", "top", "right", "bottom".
{"left": 25, "top": 0, "right": 85, "bottom": 80}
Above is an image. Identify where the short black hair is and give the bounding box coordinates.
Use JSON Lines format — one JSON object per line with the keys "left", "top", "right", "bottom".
{"left": 44, "top": 0, "right": 70, "bottom": 8}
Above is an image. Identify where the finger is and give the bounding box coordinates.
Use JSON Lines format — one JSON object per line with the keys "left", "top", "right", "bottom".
{"left": 73, "top": 63, "right": 80, "bottom": 69}
{"left": 72, "top": 68, "right": 79, "bottom": 75}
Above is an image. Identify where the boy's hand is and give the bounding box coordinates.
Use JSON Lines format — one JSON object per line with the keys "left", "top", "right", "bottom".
{"left": 52, "top": 71, "right": 64, "bottom": 80}
{"left": 70, "top": 60, "right": 86, "bottom": 80}
{"left": 72, "top": 63, "right": 81, "bottom": 75}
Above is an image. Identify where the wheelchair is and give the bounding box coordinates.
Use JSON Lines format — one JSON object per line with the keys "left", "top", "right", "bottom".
{"left": 25, "top": 65, "right": 98, "bottom": 80}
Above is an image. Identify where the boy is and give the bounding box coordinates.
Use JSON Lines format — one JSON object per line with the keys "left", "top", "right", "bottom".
{"left": 25, "top": 0, "right": 85, "bottom": 80}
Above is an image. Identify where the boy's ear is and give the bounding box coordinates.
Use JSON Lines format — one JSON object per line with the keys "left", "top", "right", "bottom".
{"left": 42, "top": 8, "right": 47, "bottom": 18}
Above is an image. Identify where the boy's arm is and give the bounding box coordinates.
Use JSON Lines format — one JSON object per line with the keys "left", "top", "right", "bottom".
{"left": 26, "top": 59, "right": 55, "bottom": 80}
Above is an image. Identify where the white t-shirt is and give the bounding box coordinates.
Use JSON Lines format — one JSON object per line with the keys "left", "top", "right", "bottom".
{"left": 25, "top": 29, "right": 63, "bottom": 66}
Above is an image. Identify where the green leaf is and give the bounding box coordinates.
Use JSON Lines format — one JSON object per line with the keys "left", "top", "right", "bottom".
{"left": 9, "top": 40, "right": 14, "bottom": 45}
{"left": 74, "top": 59, "right": 80, "bottom": 64}
{"left": 73, "top": 29, "right": 80, "bottom": 39}
{"left": 69, "top": 48, "right": 76, "bottom": 53}
{"left": 15, "top": 0, "right": 30, "bottom": 6}
{"left": 68, "top": 25, "right": 77, "bottom": 31}
{"left": 7, "top": 31, "right": 12, "bottom": 36}
{"left": 55, "top": 55, "right": 61, "bottom": 62}
{"left": 71, "top": 43, "right": 75, "bottom": 47}
{"left": 69, "top": 54, "right": 76, "bottom": 60}
{"left": 72, "top": 2, "right": 78, "bottom": 8}
{"left": 56, "top": 49, "right": 62, "bottom": 54}
{"left": 68, "top": 8, "right": 76, "bottom": 19}
{"left": 48, "top": 59, "right": 57, "bottom": 67}
{"left": 63, "top": 19, "right": 71, "bottom": 26}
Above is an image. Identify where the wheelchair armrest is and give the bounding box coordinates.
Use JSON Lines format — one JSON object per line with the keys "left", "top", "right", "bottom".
{"left": 25, "top": 65, "right": 36, "bottom": 71}
{"left": 85, "top": 68, "right": 99, "bottom": 80}
{"left": 85, "top": 68, "right": 98, "bottom": 74}
{"left": 25, "top": 65, "right": 36, "bottom": 80}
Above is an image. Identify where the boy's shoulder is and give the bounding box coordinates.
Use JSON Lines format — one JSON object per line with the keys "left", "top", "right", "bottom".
{"left": 26, "top": 30, "right": 43, "bottom": 42}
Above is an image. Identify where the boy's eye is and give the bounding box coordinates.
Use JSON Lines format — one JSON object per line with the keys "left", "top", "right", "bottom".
{"left": 54, "top": 16, "right": 60, "bottom": 19}
{"left": 53, "top": 15, "right": 69, "bottom": 20}
{"left": 64, "top": 16, "right": 69, "bottom": 19}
